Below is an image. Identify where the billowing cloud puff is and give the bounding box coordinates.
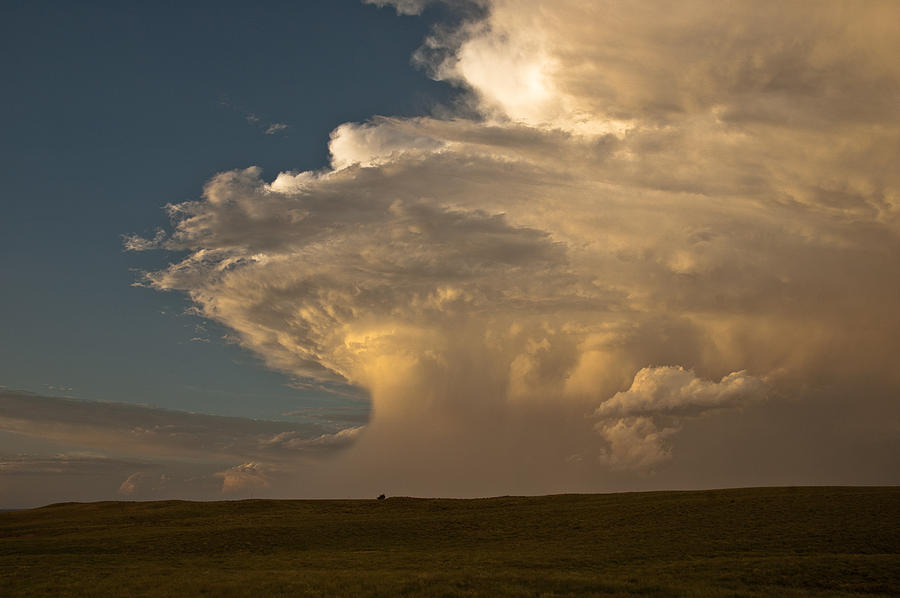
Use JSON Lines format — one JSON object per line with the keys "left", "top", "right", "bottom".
{"left": 127, "top": 0, "right": 900, "bottom": 494}
{"left": 329, "top": 118, "right": 445, "bottom": 170}
{"left": 118, "top": 472, "right": 165, "bottom": 496}
{"left": 596, "top": 367, "right": 766, "bottom": 419}
{"left": 216, "top": 462, "right": 270, "bottom": 495}
{"left": 593, "top": 367, "right": 766, "bottom": 470}
{"left": 596, "top": 417, "right": 677, "bottom": 472}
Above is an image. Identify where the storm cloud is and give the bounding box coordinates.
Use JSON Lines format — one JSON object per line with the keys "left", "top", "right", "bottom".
{"left": 126, "top": 0, "right": 900, "bottom": 496}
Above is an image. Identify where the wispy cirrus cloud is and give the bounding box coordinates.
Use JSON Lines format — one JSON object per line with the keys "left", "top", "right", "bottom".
{"left": 218, "top": 96, "right": 291, "bottom": 137}
{"left": 265, "top": 122, "right": 289, "bottom": 135}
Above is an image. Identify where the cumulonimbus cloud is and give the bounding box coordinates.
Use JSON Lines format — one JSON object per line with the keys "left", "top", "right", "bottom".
{"left": 126, "top": 0, "right": 900, "bottom": 494}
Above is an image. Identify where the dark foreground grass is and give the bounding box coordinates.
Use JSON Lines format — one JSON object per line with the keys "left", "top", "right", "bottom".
{"left": 1, "top": 487, "right": 898, "bottom": 597}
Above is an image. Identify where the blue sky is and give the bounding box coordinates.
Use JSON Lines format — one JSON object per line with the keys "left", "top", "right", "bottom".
{"left": 0, "top": 0, "right": 453, "bottom": 419}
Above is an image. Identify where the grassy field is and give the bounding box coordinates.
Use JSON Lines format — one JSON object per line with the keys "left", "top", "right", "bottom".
{"left": 1, "top": 486, "right": 898, "bottom": 597}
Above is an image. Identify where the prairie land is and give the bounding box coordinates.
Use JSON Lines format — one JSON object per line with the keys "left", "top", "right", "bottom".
{"left": 1, "top": 486, "right": 898, "bottom": 597}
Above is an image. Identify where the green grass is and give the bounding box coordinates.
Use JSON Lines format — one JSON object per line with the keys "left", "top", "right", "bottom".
{"left": 1, "top": 487, "right": 898, "bottom": 597}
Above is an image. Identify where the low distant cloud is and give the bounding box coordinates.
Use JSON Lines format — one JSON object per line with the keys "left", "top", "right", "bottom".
{"left": 216, "top": 462, "right": 270, "bottom": 495}
{"left": 116, "top": 463, "right": 281, "bottom": 499}
{"left": 282, "top": 406, "right": 371, "bottom": 429}
{"left": 45, "top": 384, "right": 73, "bottom": 393}
{"left": 0, "top": 391, "right": 368, "bottom": 504}
{"left": 0, "top": 453, "right": 147, "bottom": 476}
{"left": 118, "top": 471, "right": 156, "bottom": 495}
{"left": 0, "top": 390, "right": 360, "bottom": 464}
{"left": 261, "top": 426, "right": 365, "bottom": 451}
{"left": 0, "top": 453, "right": 196, "bottom": 506}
